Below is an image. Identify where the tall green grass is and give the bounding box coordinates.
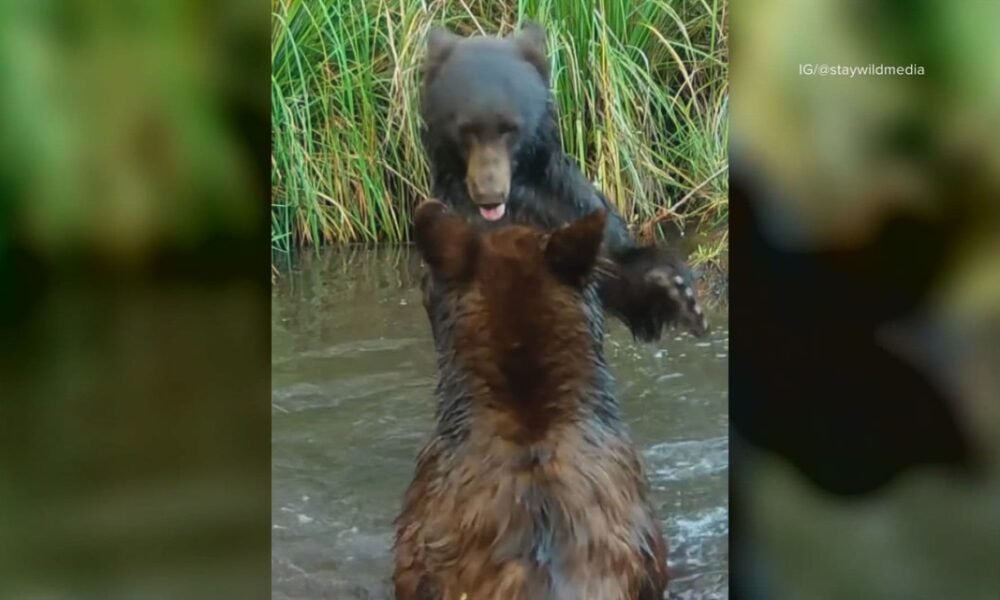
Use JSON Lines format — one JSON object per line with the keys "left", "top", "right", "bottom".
{"left": 272, "top": 0, "right": 728, "bottom": 265}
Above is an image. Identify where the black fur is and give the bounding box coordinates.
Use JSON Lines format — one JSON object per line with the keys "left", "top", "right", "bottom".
{"left": 418, "top": 22, "right": 708, "bottom": 342}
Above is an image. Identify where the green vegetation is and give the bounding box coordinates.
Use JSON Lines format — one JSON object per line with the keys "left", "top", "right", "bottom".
{"left": 272, "top": 0, "right": 728, "bottom": 267}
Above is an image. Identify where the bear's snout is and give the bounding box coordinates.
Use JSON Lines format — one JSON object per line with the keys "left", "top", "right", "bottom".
{"left": 465, "top": 140, "right": 511, "bottom": 206}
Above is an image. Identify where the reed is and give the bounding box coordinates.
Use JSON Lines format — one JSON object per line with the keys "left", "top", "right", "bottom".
{"left": 272, "top": 0, "right": 728, "bottom": 266}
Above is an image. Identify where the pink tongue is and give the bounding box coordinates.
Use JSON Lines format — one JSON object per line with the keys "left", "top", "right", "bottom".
{"left": 479, "top": 203, "right": 506, "bottom": 221}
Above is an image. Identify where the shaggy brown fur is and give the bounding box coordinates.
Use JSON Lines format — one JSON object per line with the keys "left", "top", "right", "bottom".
{"left": 394, "top": 201, "right": 668, "bottom": 600}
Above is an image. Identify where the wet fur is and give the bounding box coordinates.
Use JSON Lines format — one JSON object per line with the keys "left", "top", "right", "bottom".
{"left": 395, "top": 202, "right": 669, "bottom": 600}
{"left": 419, "top": 22, "right": 707, "bottom": 342}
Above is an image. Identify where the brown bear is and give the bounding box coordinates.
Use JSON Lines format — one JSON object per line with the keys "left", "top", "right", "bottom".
{"left": 393, "top": 201, "right": 669, "bottom": 600}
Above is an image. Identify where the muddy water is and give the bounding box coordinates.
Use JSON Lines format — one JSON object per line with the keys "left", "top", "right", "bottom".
{"left": 272, "top": 247, "right": 729, "bottom": 599}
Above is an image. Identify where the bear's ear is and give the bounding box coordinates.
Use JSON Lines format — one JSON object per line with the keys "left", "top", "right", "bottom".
{"left": 414, "top": 200, "right": 479, "bottom": 282}
{"left": 544, "top": 208, "right": 607, "bottom": 285}
{"left": 423, "top": 26, "right": 461, "bottom": 83}
{"left": 510, "top": 21, "right": 549, "bottom": 81}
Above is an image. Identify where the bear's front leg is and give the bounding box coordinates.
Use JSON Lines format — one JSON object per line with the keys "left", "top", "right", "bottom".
{"left": 597, "top": 245, "right": 709, "bottom": 341}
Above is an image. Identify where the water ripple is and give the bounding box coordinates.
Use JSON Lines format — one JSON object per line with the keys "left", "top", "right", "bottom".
{"left": 646, "top": 436, "right": 729, "bottom": 483}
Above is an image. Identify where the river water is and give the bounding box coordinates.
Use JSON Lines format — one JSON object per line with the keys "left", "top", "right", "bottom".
{"left": 272, "top": 247, "right": 729, "bottom": 599}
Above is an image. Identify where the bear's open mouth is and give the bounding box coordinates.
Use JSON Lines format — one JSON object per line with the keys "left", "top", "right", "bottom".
{"left": 478, "top": 203, "right": 507, "bottom": 222}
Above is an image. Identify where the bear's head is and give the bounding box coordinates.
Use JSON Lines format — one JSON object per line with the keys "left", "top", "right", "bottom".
{"left": 414, "top": 200, "right": 607, "bottom": 419}
{"left": 419, "top": 22, "right": 554, "bottom": 223}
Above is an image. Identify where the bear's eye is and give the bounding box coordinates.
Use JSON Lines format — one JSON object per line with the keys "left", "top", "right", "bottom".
{"left": 498, "top": 121, "right": 520, "bottom": 136}
{"left": 457, "top": 122, "right": 478, "bottom": 140}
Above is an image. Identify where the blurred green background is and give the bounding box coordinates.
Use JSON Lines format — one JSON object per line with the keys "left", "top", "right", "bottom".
{"left": 271, "top": 0, "right": 729, "bottom": 271}
{"left": 0, "top": 2, "right": 271, "bottom": 599}
{"left": 733, "top": 1, "right": 1000, "bottom": 598}
{"left": 0, "top": 1, "right": 266, "bottom": 267}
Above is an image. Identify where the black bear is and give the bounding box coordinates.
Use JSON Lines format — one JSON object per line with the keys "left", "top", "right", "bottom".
{"left": 394, "top": 200, "right": 669, "bottom": 600}
{"left": 418, "top": 21, "right": 708, "bottom": 342}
